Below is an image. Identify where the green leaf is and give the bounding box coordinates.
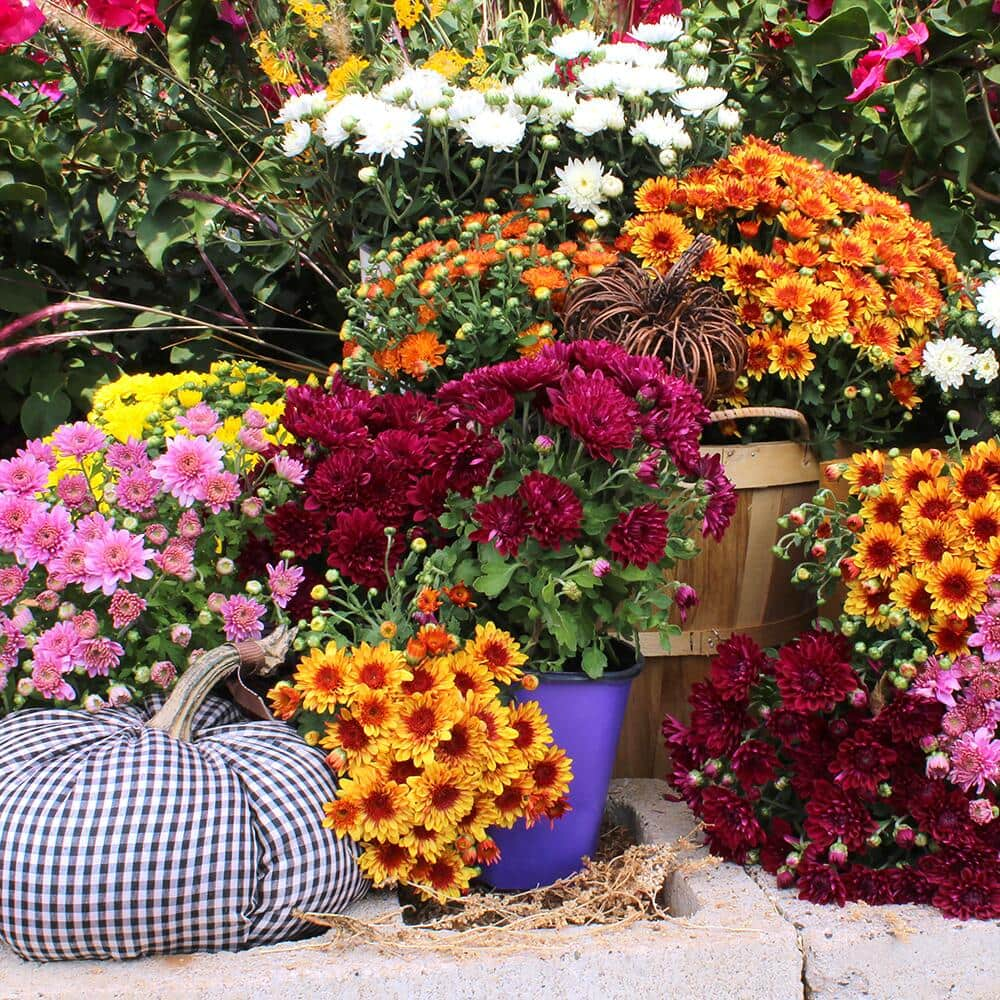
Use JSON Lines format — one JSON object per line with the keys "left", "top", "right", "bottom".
{"left": 782, "top": 123, "right": 850, "bottom": 168}
{"left": 785, "top": 9, "right": 872, "bottom": 91}
{"left": 893, "top": 70, "right": 970, "bottom": 160}
{"left": 581, "top": 645, "right": 608, "bottom": 679}
{"left": 168, "top": 0, "right": 210, "bottom": 83}
{"left": 473, "top": 561, "right": 518, "bottom": 598}
{"left": 0, "top": 182, "right": 46, "bottom": 206}
{"left": 21, "top": 391, "right": 70, "bottom": 438}
{"left": 136, "top": 204, "right": 193, "bottom": 269}
{"left": 0, "top": 54, "right": 59, "bottom": 85}
{"left": 0, "top": 270, "right": 46, "bottom": 314}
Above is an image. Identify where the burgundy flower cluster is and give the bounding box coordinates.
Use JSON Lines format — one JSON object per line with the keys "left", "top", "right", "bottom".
{"left": 666, "top": 629, "right": 1000, "bottom": 920}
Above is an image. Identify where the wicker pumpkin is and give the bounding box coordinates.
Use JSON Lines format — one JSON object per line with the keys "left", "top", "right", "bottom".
{"left": 0, "top": 628, "right": 366, "bottom": 961}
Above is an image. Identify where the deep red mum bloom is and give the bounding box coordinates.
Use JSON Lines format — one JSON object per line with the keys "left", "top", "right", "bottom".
{"left": 699, "top": 786, "right": 765, "bottom": 861}
{"left": 606, "top": 503, "right": 669, "bottom": 568}
{"left": 796, "top": 858, "right": 848, "bottom": 906}
{"left": 774, "top": 630, "right": 856, "bottom": 713}
{"left": 264, "top": 504, "right": 329, "bottom": 559}
{"left": 687, "top": 680, "right": 749, "bottom": 757}
{"left": 305, "top": 450, "right": 372, "bottom": 513}
{"left": 766, "top": 707, "right": 815, "bottom": 746}
{"left": 933, "top": 867, "right": 1000, "bottom": 920}
{"left": 878, "top": 691, "right": 945, "bottom": 743}
{"left": 710, "top": 634, "right": 769, "bottom": 702}
{"left": 436, "top": 378, "right": 515, "bottom": 429}
{"left": 830, "top": 733, "right": 897, "bottom": 796}
{"left": 281, "top": 383, "right": 371, "bottom": 449}
{"left": 804, "top": 780, "right": 877, "bottom": 851}
{"left": 699, "top": 453, "right": 738, "bottom": 541}
{"left": 479, "top": 344, "right": 571, "bottom": 394}
{"left": 470, "top": 496, "right": 528, "bottom": 557}
{"left": 427, "top": 428, "right": 502, "bottom": 496}
{"left": 517, "top": 471, "right": 583, "bottom": 550}
{"left": 547, "top": 368, "right": 639, "bottom": 461}
{"left": 326, "top": 508, "right": 403, "bottom": 590}
{"left": 732, "top": 739, "right": 779, "bottom": 790}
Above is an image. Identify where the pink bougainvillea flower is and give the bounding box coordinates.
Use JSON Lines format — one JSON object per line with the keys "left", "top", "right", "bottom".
{"left": 219, "top": 594, "right": 265, "bottom": 642}
{"left": 83, "top": 0, "right": 164, "bottom": 33}
{"left": 82, "top": 528, "right": 154, "bottom": 595}
{"left": 846, "top": 51, "right": 888, "bottom": 103}
{"left": 847, "top": 22, "right": 928, "bottom": 104}
{"left": 217, "top": 1, "right": 248, "bottom": 33}
{"left": 0, "top": 0, "right": 46, "bottom": 48}
{"left": 805, "top": 0, "right": 832, "bottom": 21}
{"left": 150, "top": 434, "right": 224, "bottom": 506}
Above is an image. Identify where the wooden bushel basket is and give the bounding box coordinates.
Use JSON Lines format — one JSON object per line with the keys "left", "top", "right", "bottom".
{"left": 613, "top": 408, "right": 821, "bottom": 778}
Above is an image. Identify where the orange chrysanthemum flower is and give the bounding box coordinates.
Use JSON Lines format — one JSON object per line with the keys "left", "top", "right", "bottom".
{"left": 321, "top": 710, "right": 375, "bottom": 768}
{"left": 517, "top": 322, "right": 554, "bottom": 358}
{"left": 843, "top": 579, "right": 892, "bottom": 630}
{"left": 907, "top": 517, "right": 963, "bottom": 567}
{"left": 952, "top": 459, "right": 995, "bottom": 503}
{"left": 841, "top": 450, "right": 885, "bottom": 491}
{"left": 351, "top": 689, "right": 396, "bottom": 737}
{"left": 923, "top": 553, "right": 989, "bottom": 620}
{"left": 744, "top": 331, "right": 772, "bottom": 378}
{"left": 408, "top": 761, "right": 477, "bottom": 832}
{"left": 860, "top": 490, "right": 903, "bottom": 526}
{"left": 520, "top": 265, "right": 567, "bottom": 293}
{"left": 357, "top": 840, "right": 414, "bottom": 886}
{"left": 399, "top": 331, "right": 446, "bottom": 379}
{"left": 399, "top": 823, "right": 451, "bottom": 862}
{"left": 891, "top": 448, "right": 944, "bottom": 495}
{"left": 627, "top": 213, "right": 694, "bottom": 272}
{"left": 854, "top": 522, "right": 906, "bottom": 579}
{"left": 508, "top": 701, "right": 555, "bottom": 765}
{"left": 967, "top": 439, "right": 1000, "bottom": 483}
{"left": 929, "top": 615, "right": 970, "bottom": 658}
{"left": 977, "top": 537, "right": 1000, "bottom": 576}
{"left": 267, "top": 682, "right": 302, "bottom": 721}
{"left": 767, "top": 330, "right": 815, "bottom": 380}
{"left": 764, "top": 274, "right": 815, "bottom": 319}
{"left": 348, "top": 642, "right": 412, "bottom": 695}
{"left": 722, "top": 246, "right": 770, "bottom": 296}
{"left": 295, "top": 645, "right": 350, "bottom": 713}
{"left": 493, "top": 776, "right": 532, "bottom": 828}
{"left": 435, "top": 715, "right": 489, "bottom": 774}
{"left": 959, "top": 496, "right": 1000, "bottom": 550}
{"left": 634, "top": 176, "right": 679, "bottom": 213}
{"left": 335, "top": 771, "right": 411, "bottom": 842}
{"left": 447, "top": 649, "right": 498, "bottom": 700}
{"left": 457, "top": 794, "right": 502, "bottom": 841}
{"left": 410, "top": 850, "right": 478, "bottom": 900}
{"left": 890, "top": 572, "right": 934, "bottom": 622}
{"left": 468, "top": 622, "right": 528, "bottom": 684}
{"left": 392, "top": 690, "right": 462, "bottom": 767}
{"left": 888, "top": 376, "right": 921, "bottom": 411}
{"left": 903, "top": 478, "right": 959, "bottom": 525}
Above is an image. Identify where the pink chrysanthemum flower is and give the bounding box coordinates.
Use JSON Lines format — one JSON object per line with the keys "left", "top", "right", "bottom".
{"left": 81, "top": 636, "right": 124, "bottom": 678}
{"left": 35, "top": 621, "right": 84, "bottom": 672}
{"left": 82, "top": 528, "right": 154, "bottom": 595}
{"left": 0, "top": 494, "right": 42, "bottom": 552}
{"left": 272, "top": 454, "right": 306, "bottom": 485}
{"left": 219, "top": 594, "right": 265, "bottom": 642}
{"left": 150, "top": 435, "right": 224, "bottom": 506}
{"left": 17, "top": 440, "right": 57, "bottom": 470}
{"left": 237, "top": 427, "right": 267, "bottom": 453}
{"left": 73, "top": 610, "right": 100, "bottom": 640}
{"left": 0, "top": 453, "right": 49, "bottom": 495}
{"left": 153, "top": 539, "right": 195, "bottom": 580}
{"left": 145, "top": 523, "right": 169, "bottom": 546}
{"left": 266, "top": 560, "right": 304, "bottom": 609}
{"left": 177, "top": 510, "right": 202, "bottom": 540}
{"left": 56, "top": 474, "right": 91, "bottom": 510}
{"left": 18, "top": 506, "right": 73, "bottom": 569}
{"left": 243, "top": 408, "right": 267, "bottom": 430}
{"left": 107, "top": 590, "right": 146, "bottom": 630}
{"left": 105, "top": 438, "right": 150, "bottom": 473}
{"left": 948, "top": 727, "right": 1000, "bottom": 793}
{"left": 114, "top": 470, "right": 161, "bottom": 514}
{"left": 202, "top": 471, "right": 241, "bottom": 514}
{"left": 75, "top": 512, "right": 114, "bottom": 543}
{"left": 150, "top": 660, "right": 177, "bottom": 688}
{"left": 0, "top": 614, "right": 26, "bottom": 670}
{"left": 0, "top": 566, "right": 28, "bottom": 606}
{"left": 51, "top": 421, "right": 107, "bottom": 459}
{"left": 170, "top": 624, "right": 192, "bottom": 647}
{"left": 31, "top": 655, "right": 75, "bottom": 701}
{"left": 175, "top": 403, "right": 221, "bottom": 436}
{"left": 49, "top": 538, "right": 88, "bottom": 586}
{"left": 969, "top": 601, "right": 1000, "bottom": 663}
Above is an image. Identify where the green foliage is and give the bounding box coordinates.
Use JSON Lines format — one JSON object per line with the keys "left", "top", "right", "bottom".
{"left": 694, "top": 0, "right": 1000, "bottom": 261}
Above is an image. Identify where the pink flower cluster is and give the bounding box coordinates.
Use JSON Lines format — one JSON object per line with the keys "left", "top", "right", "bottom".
{"left": 847, "top": 22, "right": 928, "bottom": 104}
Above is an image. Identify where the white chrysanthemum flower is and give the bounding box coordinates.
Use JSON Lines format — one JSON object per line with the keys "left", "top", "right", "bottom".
{"left": 447, "top": 88, "right": 488, "bottom": 123}
{"left": 355, "top": 105, "right": 423, "bottom": 161}
{"left": 643, "top": 67, "right": 686, "bottom": 94}
{"left": 320, "top": 94, "right": 383, "bottom": 146}
{"left": 977, "top": 275, "right": 1000, "bottom": 338}
{"left": 515, "top": 56, "right": 554, "bottom": 94}
{"left": 381, "top": 68, "right": 448, "bottom": 111}
{"left": 685, "top": 65, "right": 710, "bottom": 85}
{"left": 553, "top": 157, "right": 608, "bottom": 213}
{"left": 275, "top": 90, "right": 330, "bottom": 124}
{"left": 601, "top": 42, "right": 668, "bottom": 67}
{"left": 630, "top": 110, "right": 688, "bottom": 150}
{"left": 973, "top": 348, "right": 1000, "bottom": 383}
{"left": 921, "top": 337, "right": 978, "bottom": 391}
{"left": 577, "top": 61, "right": 627, "bottom": 94}
{"left": 462, "top": 109, "right": 526, "bottom": 152}
{"left": 717, "top": 106, "right": 741, "bottom": 131}
{"left": 629, "top": 15, "right": 685, "bottom": 45}
{"left": 569, "top": 97, "right": 625, "bottom": 136}
{"left": 984, "top": 232, "right": 1000, "bottom": 263}
{"left": 671, "top": 86, "right": 728, "bottom": 116}
{"left": 537, "top": 88, "right": 578, "bottom": 126}
{"left": 550, "top": 29, "right": 602, "bottom": 60}
{"left": 318, "top": 109, "right": 349, "bottom": 148}
{"left": 280, "top": 121, "right": 313, "bottom": 157}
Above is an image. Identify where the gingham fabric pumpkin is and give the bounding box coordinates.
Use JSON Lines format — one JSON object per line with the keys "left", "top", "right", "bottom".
{"left": 0, "top": 629, "right": 366, "bottom": 962}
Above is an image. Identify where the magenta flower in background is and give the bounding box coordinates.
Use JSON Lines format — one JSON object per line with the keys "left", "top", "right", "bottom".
{"left": 969, "top": 600, "right": 1000, "bottom": 662}
{"left": 151, "top": 435, "right": 224, "bottom": 506}
{"left": 592, "top": 557, "right": 611, "bottom": 578}
{"left": 546, "top": 368, "right": 639, "bottom": 461}
{"left": 217, "top": 1, "right": 248, "bottom": 33}
{"left": 0, "top": 453, "right": 49, "bottom": 496}
{"left": 272, "top": 454, "right": 306, "bottom": 485}
{"left": 675, "top": 583, "right": 699, "bottom": 625}
{"left": 470, "top": 496, "right": 528, "bottom": 557}
{"left": 82, "top": 528, "right": 154, "bottom": 595}
{"left": 51, "top": 421, "right": 107, "bottom": 459}
{"left": 805, "top": 0, "right": 832, "bottom": 20}
{"left": 176, "top": 403, "right": 221, "bottom": 436}
{"left": 202, "top": 471, "right": 241, "bottom": 514}
{"left": 31, "top": 656, "right": 74, "bottom": 702}
{"left": 84, "top": 0, "right": 164, "bottom": 33}
{"left": 949, "top": 727, "right": 1000, "bottom": 794}
{"left": 606, "top": 503, "right": 669, "bottom": 569}
{"left": 219, "top": 594, "right": 265, "bottom": 642}
{"left": 0, "top": 0, "right": 45, "bottom": 47}
{"left": 81, "top": 636, "right": 124, "bottom": 678}
{"left": 847, "top": 22, "right": 928, "bottom": 104}
{"left": 266, "top": 560, "right": 305, "bottom": 609}
{"left": 105, "top": 438, "right": 150, "bottom": 473}
{"left": 34, "top": 621, "right": 84, "bottom": 672}
{"left": 18, "top": 506, "right": 73, "bottom": 569}
{"left": 699, "top": 453, "right": 738, "bottom": 541}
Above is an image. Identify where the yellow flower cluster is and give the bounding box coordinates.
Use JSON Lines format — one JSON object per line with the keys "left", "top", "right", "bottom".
{"left": 326, "top": 55, "right": 369, "bottom": 100}
{"left": 251, "top": 31, "right": 300, "bottom": 87}
{"left": 394, "top": 0, "right": 423, "bottom": 30}
{"left": 422, "top": 48, "right": 469, "bottom": 80}
{"left": 837, "top": 441, "right": 1000, "bottom": 654}
{"left": 289, "top": 0, "right": 330, "bottom": 34}
{"left": 270, "top": 621, "right": 572, "bottom": 900}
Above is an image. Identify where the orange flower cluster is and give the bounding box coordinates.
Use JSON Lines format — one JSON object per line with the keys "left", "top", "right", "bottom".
{"left": 835, "top": 441, "right": 1000, "bottom": 655}
{"left": 621, "top": 138, "right": 960, "bottom": 441}
{"left": 342, "top": 203, "right": 618, "bottom": 386}
{"left": 268, "top": 618, "right": 571, "bottom": 900}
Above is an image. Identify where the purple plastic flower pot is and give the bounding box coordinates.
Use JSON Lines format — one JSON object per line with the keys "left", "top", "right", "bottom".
{"left": 482, "top": 645, "right": 643, "bottom": 891}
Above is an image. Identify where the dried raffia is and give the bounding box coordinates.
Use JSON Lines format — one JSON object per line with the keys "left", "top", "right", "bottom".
{"left": 294, "top": 836, "right": 714, "bottom": 958}
{"left": 562, "top": 234, "right": 746, "bottom": 405}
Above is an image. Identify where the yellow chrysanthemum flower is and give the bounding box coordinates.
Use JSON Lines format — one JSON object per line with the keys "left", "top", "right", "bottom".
{"left": 326, "top": 54, "right": 369, "bottom": 100}
{"left": 357, "top": 841, "right": 415, "bottom": 886}
{"left": 394, "top": 0, "right": 423, "bottom": 30}
{"left": 289, "top": 0, "right": 330, "bottom": 34}
{"left": 423, "top": 48, "right": 469, "bottom": 81}
{"left": 467, "top": 622, "right": 527, "bottom": 684}
{"left": 407, "top": 761, "right": 477, "bottom": 832}
{"left": 250, "top": 32, "right": 300, "bottom": 87}
{"left": 295, "top": 645, "right": 350, "bottom": 713}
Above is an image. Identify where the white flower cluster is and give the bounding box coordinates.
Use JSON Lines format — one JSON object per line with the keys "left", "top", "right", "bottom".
{"left": 273, "top": 13, "right": 738, "bottom": 186}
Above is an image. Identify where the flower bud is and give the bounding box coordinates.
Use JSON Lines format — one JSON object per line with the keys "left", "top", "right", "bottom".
{"left": 170, "top": 624, "right": 192, "bottom": 647}
{"left": 828, "top": 841, "right": 848, "bottom": 866}
{"left": 592, "top": 558, "right": 612, "bottom": 578}
{"left": 216, "top": 558, "right": 235, "bottom": 576}
{"left": 717, "top": 106, "right": 740, "bottom": 130}
{"left": 197, "top": 609, "right": 213, "bottom": 625}
{"left": 244, "top": 579, "right": 263, "bottom": 595}
{"left": 926, "top": 751, "right": 950, "bottom": 779}
{"left": 241, "top": 497, "right": 264, "bottom": 518}
{"left": 534, "top": 434, "right": 555, "bottom": 454}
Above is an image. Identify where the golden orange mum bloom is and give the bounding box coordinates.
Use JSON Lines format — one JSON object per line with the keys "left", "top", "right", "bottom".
{"left": 416, "top": 587, "right": 443, "bottom": 613}
{"left": 843, "top": 579, "right": 892, "bottom": 630}
{"left": 890, "top": 572, "right": 934, "bottom": 623}
{"left": 744, "top": 331, "right": 771, "bottom": 379}
{"left": 968, "top": 439, "right": 1000, "bottom": 482}
{"left": 517, "top": 322, "right": 554, "bottom": 358}
{"left": 841, "top": 450, "right": 886, "bottom": 491}
{"left": 860, "top": 490, "right": 903, "bottom": 526}
{"left": 960, "top": 496, "right": 1000, "bottom": 551}
{"left": 977, "top": 537, "right": 1000, "bottom": 576}
{"left": 767, "top": 330, "right": 815, "bottom": 380}
{"left": 888, "top": 377, "right": 921, "bottom": 411}
{"left": 903, "top": 478, "right": 959, "bottom": 526}
{"left": 764, "top": 274, "right": 815, "bottom": 320}
{"left": 634, "top": 176, "right": 679, "bottom": 213}
{"left": 891, "top": 448, "right": 944, "bottom": 494}
{"left": 929, "top": 615, "right": 970, "bottom": 658}
{"left": 520, "top": 265, "right": 567, "bottom": 293}
{"left": 508, "top": 701, "right": 555, "bottom": 765}
{"left": 445, "top": 582, "right": 477, "bottom": 608}
{"left": 399, "top": 331, "right": 446, "bottom": 379}
{"left": 351, "top": 689, "right": 396, "bottom": 737}
{"left": 468, "top": 622, "right": 528, "bottom": 684}
{"left": 906, "top": 518, "right": 962, "bottom": 567}
{"left": 392, "top": 690, "right": 462, "bottom": 767}
{"left": 295, "top": 645, "right": 350, "bottom": 713}
{"left": 626, "top": 213, "right": 694, "bottom": 272}
{"left": 457, "top": 794, "right": 502, "bottom": 841}
{"left": 410, "top": 850, "right": 478, "bottom": 900}
{"left": 435, "top": 713, "right": 489, "bottom": 773}
{"left": 952, "top": 459, "right": 995, "bottom": 504}
{"left": 408, "top": 761, "right": 477, "bottom": 832}
{"left": 923, "top": 553, "right": 989, "bottom": 620}
{"left": 447, "top": 649, "right": 498, "bottom": 700}
{"left": 854, "top": 523, "right": 906, "bottom": 580}
{"left": 347, "top": 642, "right": 412, "bottom": 696}
{"left": 266, "top": 682, "right": 302, "bottom": 721}
{"left": 357, "top": 840, "right": 414, "bottom": 886}
{"left": 322, "top": 796, "right": 360, "bottom": 837}
{"left": 335, "top": 771, "right": 411, "bottom": 842}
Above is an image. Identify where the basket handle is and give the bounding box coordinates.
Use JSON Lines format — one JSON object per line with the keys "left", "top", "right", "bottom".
{"left": 707, "top": 406, "right": 810, "bottom": 441}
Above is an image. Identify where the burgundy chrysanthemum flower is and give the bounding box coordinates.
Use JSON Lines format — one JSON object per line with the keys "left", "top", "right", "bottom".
{"left": 280, "top": 383, "right": 371, "bottom": 449}
{"left": 766, "top": 707, "right": 816, "bottom": 747}
{"left": 698, "top": 454, "right": 738, "bottom": 541}
{"left": 842, "top": 865, "right": 907, "bottom": 906}
{"left": 517, "top": 471, "right": 583, "bottom": 550}
{"left": 803, "top": 780, "right": 878, "bottom": 851}
{"left": 732, "top": 739, "right": 779, "bottom": 790}
{"left": 878, "top": 691, "right": 946, "bottom": 743}
{"left": 605, "top": 503, "right": 669, "bottom": 569}
{"left": 436, "top": 378, "right": 516, "bottom": 429}
{"left": 265, "top": 504, "right": 329, "bottom": 559}
{"left": 795, "top": 858, "right": 848, "bottom": 907}
{"left": 699, "top": 785, "right": 765, "bottom": 861}
{"left": 774, "top": 630, "right": 856, "bottom": 713}
{"left": 546, "top": 368, "right": 639, "bottom": 460}
{"left": 710, "top": 634, "right": 769, "bottom": 702}
{"left": 932, "top": 867, "right": 1000, "bottom": 920}
{"left": 638, "top": 383, "right": 707, "bottom": 474}
{"left": 305, "top": 450, "right": 372, "bottom": 513}
{"left": 687, "top": 680, "right": 749, "bottom": 757}
{"left": 830, "top": 733, "right": 897, "bottom": 796}
{"left": 923, "top": 791, "right": 983, "bottom": 850}
{"left": 325, "top": 508, "right": 403, "bottom": 591}
{"left": 407, "top": 470, "right": 451, "bottom": 523}
{"left": 428, "top": 428, "right": 503, "bottom": 496}
{"left": 479, "top": 343, "right": 571, "bottom": 394}
{"left": 758, "top": 816, "right": 795, "bottom": 874}
{"left": 470, "top": 496, "right": 528, "bottom": 557}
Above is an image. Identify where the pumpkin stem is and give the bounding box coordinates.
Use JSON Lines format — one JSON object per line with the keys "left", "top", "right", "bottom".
{"left": 146, "top": 626, "right": 294, "bottom": 741}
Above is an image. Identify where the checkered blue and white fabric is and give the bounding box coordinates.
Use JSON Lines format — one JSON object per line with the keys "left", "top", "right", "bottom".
{"left": 0, "top": 695, "right": 367, "bottom": 961}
